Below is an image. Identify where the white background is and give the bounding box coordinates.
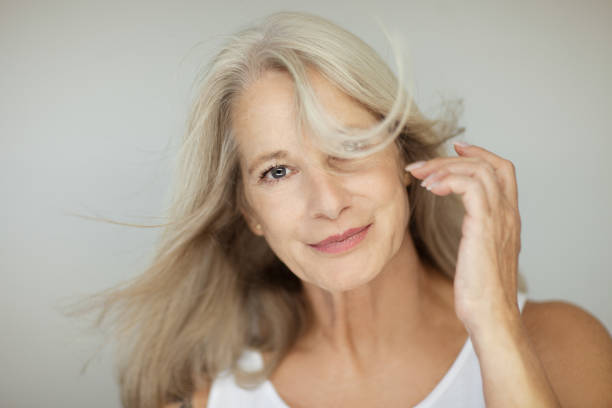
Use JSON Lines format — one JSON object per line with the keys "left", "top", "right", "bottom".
{"left": 1, "top": 0, "right": 610, "bottom": 407}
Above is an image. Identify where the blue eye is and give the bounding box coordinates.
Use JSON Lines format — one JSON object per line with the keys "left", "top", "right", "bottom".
{"left": 259, "top": 164, "right": 292, "bottom": 184}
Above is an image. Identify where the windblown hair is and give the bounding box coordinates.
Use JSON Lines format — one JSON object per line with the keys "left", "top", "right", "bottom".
{"left": 65, "top": 11, "right": 527, "bottom": 408}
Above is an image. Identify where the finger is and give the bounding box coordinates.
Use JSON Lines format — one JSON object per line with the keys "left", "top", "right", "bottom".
{"left": 453, "top": 142, "right": 518, "bottom": 207}
{"left": 420, "top": 160, "right": 501, "bottom": 211}
{"left": 405, "top": 157, "right": 479, "bottom": 181}
{"left": 426, "top": 172, "right": 491, "bottom": 219}
{"left": 405, "top": 156, "right": 501, "bottom": 211}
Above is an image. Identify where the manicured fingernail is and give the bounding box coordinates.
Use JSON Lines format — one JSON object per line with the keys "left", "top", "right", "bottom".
{"left": 421, "top": 173, "right": 438, "bottom": 188}
{"left": 427, "top": 182, "right": 440, "bottom": 191}
{"left": 454, "top": 140, "right": 471, "bottom": 148}
{"left": 405, "top": 161, "right": 426, "bottom": 171}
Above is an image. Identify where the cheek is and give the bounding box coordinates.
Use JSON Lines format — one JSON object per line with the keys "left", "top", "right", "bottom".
{"left": 247, "top": 189, "right": 302, "bottom": 254}
{"left": 358, "top": 167, "right": 410, "bottom": 243}
{"left": 249, "top": 194, "right": 310, "bottom": 281}
{"left": 354, "top": 166, "right": 407, "bottom": 209}
{"left": 253, "top": 194, "right": 298, "bottom": 231}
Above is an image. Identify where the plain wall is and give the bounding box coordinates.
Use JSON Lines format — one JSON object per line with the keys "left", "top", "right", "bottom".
{"left": 1, "top": 0, "right": 610, "bottom": 407}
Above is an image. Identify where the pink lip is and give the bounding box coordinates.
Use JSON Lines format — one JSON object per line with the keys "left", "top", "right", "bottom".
{"left": 308, "top": 223, "right": 372, "bottom": 254}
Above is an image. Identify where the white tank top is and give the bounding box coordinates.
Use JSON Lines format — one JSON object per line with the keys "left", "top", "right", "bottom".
{"left": 208, "top": 291, "right": 528, "bottom": 408}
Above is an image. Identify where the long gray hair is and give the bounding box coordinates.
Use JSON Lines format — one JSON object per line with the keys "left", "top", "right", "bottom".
{"left": 65, "top": 11, "right": 527, "bottom": 408}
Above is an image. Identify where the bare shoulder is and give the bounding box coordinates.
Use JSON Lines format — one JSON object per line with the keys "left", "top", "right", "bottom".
{"left": 521, "top": 299, "right": 612, "bottom": 407}
{"left": 163, "top": 383, "right": 211, "bottom": 408}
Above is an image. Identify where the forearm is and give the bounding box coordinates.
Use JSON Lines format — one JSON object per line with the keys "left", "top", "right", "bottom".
{"left": 469, "top": 311, "right": 562, "bottom": 408}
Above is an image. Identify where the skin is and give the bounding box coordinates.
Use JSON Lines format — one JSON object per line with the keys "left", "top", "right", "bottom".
{"left": 231, "top": 69, "right": 466, "bottom": 406}
{"left": 165, "top": 67, "right": 612, "bottom": 407}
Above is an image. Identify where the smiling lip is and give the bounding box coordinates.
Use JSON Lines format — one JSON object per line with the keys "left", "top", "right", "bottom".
{"left": 308, "top": 223, "right": 372, "bottom": 254}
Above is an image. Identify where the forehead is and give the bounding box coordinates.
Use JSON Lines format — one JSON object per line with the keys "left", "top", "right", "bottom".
{"left": 230, "top": 68, "right": 377, "bottom": 160}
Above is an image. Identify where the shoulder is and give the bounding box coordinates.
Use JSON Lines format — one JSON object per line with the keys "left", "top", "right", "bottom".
{"left": 163, "top": 384, "right": 211, "bottom": 408}
{"left": 521, "top": 299, "right": 612, "bottom": 406}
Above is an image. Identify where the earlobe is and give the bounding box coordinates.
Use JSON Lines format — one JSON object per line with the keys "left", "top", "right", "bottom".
{"left": 247, "top": 219, "right": 264, "bottom": 236}
{"left": 240, "top": 208, "right": 264, "bottom": 236}
{"left": 252, "top": 223, "right": 264, "bottom": 236}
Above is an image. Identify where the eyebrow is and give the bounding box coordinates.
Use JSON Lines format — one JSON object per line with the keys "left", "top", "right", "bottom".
{"left": 247, "top": 150, "right": 289, "bottom": 175}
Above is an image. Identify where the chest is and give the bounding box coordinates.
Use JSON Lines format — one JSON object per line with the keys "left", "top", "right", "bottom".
{"left": 268, "top": 338, "right": 469, "bottom": 408}
{"left": 271, "top": 374, "right": 445, "bottom": 408}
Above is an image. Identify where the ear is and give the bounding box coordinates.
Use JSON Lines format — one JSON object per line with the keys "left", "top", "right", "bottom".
{"left": 240, "top": 207, "right": 264, "bottom": 236}
{"left": 395, "top": 146, "right": 412, "bottom": 187}
{"left": 236, "top": 178, "right": 265, "bottom": 236}
{"left": 400, "top": 160, "right": 412, "bottom": 187}
{"left": 403, "top": 170, "right": 412, "bottom": 187}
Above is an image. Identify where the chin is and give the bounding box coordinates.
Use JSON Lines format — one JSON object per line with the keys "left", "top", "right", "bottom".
{"left": 315, "top": 268, "right": 380, "bottom": 292}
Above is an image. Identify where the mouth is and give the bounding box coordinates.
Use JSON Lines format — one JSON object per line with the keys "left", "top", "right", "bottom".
{"left": 308, "top": 223, "right": 373, "bottom": 254}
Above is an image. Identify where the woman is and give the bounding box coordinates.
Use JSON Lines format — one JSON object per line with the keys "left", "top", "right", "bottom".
{"left": 75, "top": 11, "right": 612, "bottom": 408}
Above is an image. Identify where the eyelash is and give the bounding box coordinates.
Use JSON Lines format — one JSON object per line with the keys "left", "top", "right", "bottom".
{"left": 259, "top": 163, "right": 293, "bottom": 184}
{"left": 257, "top": 157, "right": 351, "bottom": 185}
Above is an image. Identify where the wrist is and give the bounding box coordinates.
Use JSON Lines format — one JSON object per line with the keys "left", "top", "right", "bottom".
{"left": 464, "top": 305, "right": 524, "bottom": 348}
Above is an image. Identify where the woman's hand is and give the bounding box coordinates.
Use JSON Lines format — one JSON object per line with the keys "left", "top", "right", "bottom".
{"left": 406, "top": 142, "right": 562, "bottom": 407}
{"left": 405, "top": 141, "right": 522, "bottom": 335}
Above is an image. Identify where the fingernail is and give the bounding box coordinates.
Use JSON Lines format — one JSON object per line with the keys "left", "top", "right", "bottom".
{"left": 454, "top": 140, "right": 471, "bottom": 148}
{"left": 404, "top": 161, "right": 426, "bottom": 172}
{"left": 421, "top": 173, "right": 437, "bottom": 188}
{"left": 427, "top": 182, "right": 440, "bottom": 191}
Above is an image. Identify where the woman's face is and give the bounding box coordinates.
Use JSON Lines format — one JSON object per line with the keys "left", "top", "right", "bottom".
{"left": 232, "top": 69, "right": 412, "bottom": 292}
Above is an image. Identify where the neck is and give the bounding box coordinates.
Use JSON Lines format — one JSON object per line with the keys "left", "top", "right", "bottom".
{"left": 299, "top": 233, "right": 444, "bottom": 374}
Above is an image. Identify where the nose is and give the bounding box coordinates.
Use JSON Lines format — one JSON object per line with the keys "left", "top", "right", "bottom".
{"left": 305, "top": 167, "right": 351, "bottom": 220}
